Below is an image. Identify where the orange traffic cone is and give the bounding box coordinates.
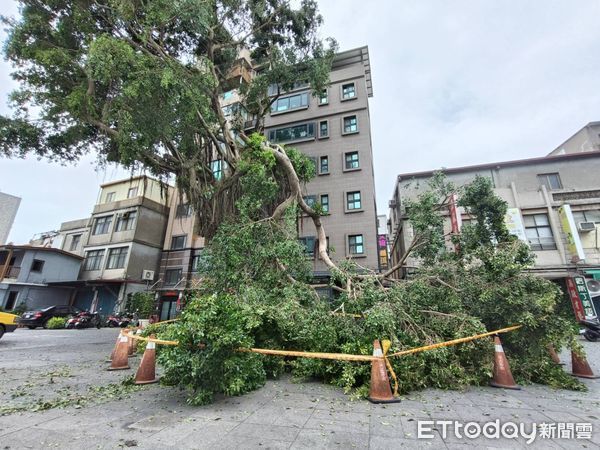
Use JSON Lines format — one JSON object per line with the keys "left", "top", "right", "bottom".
{"left": 108, "top": 333, "right": 130, "bottom": 371}
{"left": 547, "top": 344, "right": 562, "bottom": 365}
{"left": 134, "top": 335, "right": 159, "bottom": 385}
{"left": 106, "top": 334, "right": 121, "bottom": 362}
{"left": 571, "top": 351, "right": 599, "bottom": 379}
{"left": 489, "top": 335, "right": 520, "bottom": 390}
{"left": 367, "top": 340, "right": 400, "bottom": 404}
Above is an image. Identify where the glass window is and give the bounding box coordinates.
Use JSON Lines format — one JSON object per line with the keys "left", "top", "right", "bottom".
{"left": 69, "top": 234, "right": 81, "bottom": 252}
{"left": 31, "top": 259, "right": 44, "bottom": 272}
{"left": 319, "top": 120, "right": 329, "bottom": 138}
{"left": 319, "top": 156, "right": 329, "bottom": 174}
{"left": 270, "top": 92, "right": 309, "bottom": 113}
{"left": 342, "top": 83, "right": 356, "bottom": 99}
{"left": 346, "top": 191, "right": 362, "bottom": 210}
{"left": 164, "top": 268, "right": 182, "bottom": 286}
{"left": 303, "top": 195, "right": 317, "bottom": 208}
{"left": 320, "top": 194, "right": 329, "bottom": 213}
{"left": 176, "top": 203, "right": 192, "bottom": 218}
{"left": 84, "top": 250, "right": 104, "bottom": 271}
{"left": 348, "top": 234, "right": 364, "bottom": 255}
{"left": 211, "top": 160, "right": 227, "bottom": 181}
{"left": 268, "top": 122, "right": 315, "bottom": 143}
{"left": 105, "top": 192, "right": 115, "bottom": 203}
{"left": 106, "top": 247, "right": 128, "bottom": 269}
{"left": 92, "top": 216, "right": 112, "bottom": 235}
{"left": 171, "top": 235, "right": 187, "bottom": 250}
{"left": 127, "top": 187, "right": 138, "bottom": 198}
{"left": 343, "top": 116, "right": 358, "bottom": 133}
{"left": 192, "top": 251, "right": 206, "bottom": 272}
{"left": 573, "top": 210, "right": 600, "bottom": 224}
{"left": 524, "top": 214, "right": 556, "bottom": 250}
{"left": 299, "top": 236, "right": 316, "bottom": 258}
{"left": 115, "top": 211, "right": 136, "bottom": 232}
{"left": 537, "top": 173, "right": 562, "bottom": 190}
{"left": 319, "top": 88, "right": 328, "bottom": 105}
{"left": 345, "top": 151, "right": 360, "bottom": 170}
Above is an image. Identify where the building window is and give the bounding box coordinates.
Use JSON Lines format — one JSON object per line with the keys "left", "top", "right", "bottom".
{"left": 31, "top": 259, "right": 44, "bottom": 272}
{"left": 115, "top": 211, "right": 136, "bottom": 232}
{"left": 348, "top": 234, "right": 364, "bottom": 255}
{"left": 573, "top": 210, "right": 600, "bottom": 224}
{"left": 346, "top": 191, "right": 362, "bottom": 211}
{"left": 319, "top": 156, "right": 329, "bottom": 174}
{"left": 537, "top": 173, "right": 562, "bottom": 190}
{"left": 176, "top": 203, "right": 192, "bottom": 218}
{"left": 192, "top": 251, "right": 205, "bottom": 272}
{"left": 270, "top": 92, "right": 309, "bottom": 113}
{"left": 343, "top": 116, "right": 358, "bottom": 134}
{"left": 171, "top": 235, "right": 187, "bottom": 250}
{"left": 127, "top": 187, "right": 138, "bottom": 198}
{"left": 524, "top": 214, "right": 556, "bottom": 251}
{"left": 106, "top": 247, "right": 128, "bottom": 269}
{"left": 318, "top": 120, "right": 329, "bottom": 139}
{"left": 341, "top": 82, "right": 356, "bottom": 100}
{"left": 164, "top": 268, "right": 182, "bottom": 286}
{"left": 84, "top": 249, "right": 105, "bottom": 271}
{"left": 268, "top": 122, "right": 315, "bottom": 143}
{"left": 345, "top": 151, "right": 360, "bottom": 170}
{"left": 105, "top": 192, "right": 115, "bottom": 203}
{"left": 92, "top": 216, "right": 112, "bottom": 235}
{"left": 69, "top": 234, "right": 81, "bottom": 252}
{"left": 303, "top": 195, "right": 318, "bottom": 209}
{"left": 320, "top": 194, "right": 329, "bottom": 213}
{"left": 299, "top": 236, "right": 316, "bottom": 258}
{"left": 211, "top": 160, "right": 227, "bottom": 181}
{"left": 319, "top": 88, "right": 328, "bottom": 105}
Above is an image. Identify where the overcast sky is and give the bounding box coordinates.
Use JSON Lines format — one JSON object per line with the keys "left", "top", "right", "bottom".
{"left": 2, "top": 1, "right": 600, "bottom": 243}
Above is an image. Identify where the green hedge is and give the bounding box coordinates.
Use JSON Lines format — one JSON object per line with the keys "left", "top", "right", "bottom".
{"left": 47, "top": 317, "right": 67, "bottom": 329}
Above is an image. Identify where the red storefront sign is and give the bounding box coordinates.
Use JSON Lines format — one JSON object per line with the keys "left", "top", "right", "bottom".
{"left": 566, "top": 277, "right": 586, "bottom": 322}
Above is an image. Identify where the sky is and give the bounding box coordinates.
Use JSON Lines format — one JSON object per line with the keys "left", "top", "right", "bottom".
{"left": 2, "top": 0, "right": 600, "bottom": 243}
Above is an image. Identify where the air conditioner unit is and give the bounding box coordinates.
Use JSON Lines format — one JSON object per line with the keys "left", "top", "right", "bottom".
{"left": 141, "top": 269, "right": 155, "bottom": 281}
{"left": 577, "top": 221, "right": 596, "bottom": 232}
{"left": 587, "top": 279, "right": 600, "bottom": 296}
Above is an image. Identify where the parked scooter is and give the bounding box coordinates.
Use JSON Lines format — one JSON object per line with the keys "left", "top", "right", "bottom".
{"left": 580, "top": 319, "right": 600, "bottom": 342}
{"left": 105, "top": 314, "right": 121, "bottom": 328}
{"left": 65, "top": 311, "right": 101, "bottom": 329}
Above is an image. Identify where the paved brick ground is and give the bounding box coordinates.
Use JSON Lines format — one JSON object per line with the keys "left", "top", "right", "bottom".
{"left": 0, "top": 328, "right": 599, "bottom": 449}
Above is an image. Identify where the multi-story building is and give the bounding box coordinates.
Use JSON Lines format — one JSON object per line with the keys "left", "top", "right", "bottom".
{"left": 155, "top": 191, "right": 205, "bottom": 320}
{"left": 549, "top": 122, "right": 600, "bottom": 156}
{"left": 63, "top": 176, "right": 173, "bottom": 313}
{"left": 388, "top": 151, "right": 600, "bottom": 306}
{"left": 0, "top": 192, "right": 21, "bottom": 245}
{"left": 0, "top": 245, "right": 82, "bottom": 310}
{"left": 263, "top": 46, "right": 379, "bottom": 279}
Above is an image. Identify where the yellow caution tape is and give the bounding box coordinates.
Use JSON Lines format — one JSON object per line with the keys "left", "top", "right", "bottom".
{"left": 238, "top": 347, "right": 377, "bottom": 362}
{"left": 121, "top": 330, "right": 179, "bottom": 346}
{"left": 154, "top": 318, "right": 180, "bottom": 325}
{"left": 387, "top": 325, "right": 522, "bottom": 358}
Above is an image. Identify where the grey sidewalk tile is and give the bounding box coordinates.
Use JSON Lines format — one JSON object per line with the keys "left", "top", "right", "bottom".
{"left": 244, "top": 405, "right": 314, "bottom": 428}
{"left": 290, "top": 429, "right": 369, "bottom": 449}
{"left": 228, "top": 422, "right": 301, "bottom": 442}
{"left": 370, "top": 435, "right": 445, "bottom": 449}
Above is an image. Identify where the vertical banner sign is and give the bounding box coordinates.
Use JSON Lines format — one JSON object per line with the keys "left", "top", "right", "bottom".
{"left": 448, "top": 193, "right": 462, "bottom": 235}
{"left": 504, "top": 208, "right": 528, "bottom": 242}
{"left": 377, "top": 234, "right": 389, "bottom": 270}
{"left": 558, "top": 204, "right": 586, "bottom": 263}
{"left": 566, "top": 276, "right": 598, "bottom": 321}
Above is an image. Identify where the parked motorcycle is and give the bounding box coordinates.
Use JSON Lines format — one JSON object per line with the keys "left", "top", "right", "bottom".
{"left": 65, "top": 311, "right": 101, "bottom": 329}
{"left": 105, "top": 314, "right": 121, "bottom": 328}
{"left": 580, "top": 319, "right": 600, "bottom": 342}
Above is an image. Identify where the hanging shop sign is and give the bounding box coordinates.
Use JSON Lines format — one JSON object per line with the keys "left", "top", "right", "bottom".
{"left": 566, "top": 276, "right": 598, "bottom": 321}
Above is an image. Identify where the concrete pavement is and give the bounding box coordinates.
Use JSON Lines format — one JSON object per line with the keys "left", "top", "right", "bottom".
{"left": 0, "top": 328, "right": 599, "bottom": 449}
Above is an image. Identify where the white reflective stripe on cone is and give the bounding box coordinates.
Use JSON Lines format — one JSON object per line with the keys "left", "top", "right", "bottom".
{"left": 147, "top": 341, "right": 156, "bottom": 350}
{"left": 373, "top": 348, "right": 383, "bottom": 357}
{"left": 120, "top": 336, "right": 128, "bottom": 343}
{"left": 495, "top": 344, "right": 504, "bottom": 353}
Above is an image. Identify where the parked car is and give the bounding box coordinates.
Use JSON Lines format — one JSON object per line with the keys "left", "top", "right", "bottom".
{"left": 19, "top": 305, "right": 83, "bottom": 329}
{"left": 0, "top": 311, "right": 19, "bottom": 339}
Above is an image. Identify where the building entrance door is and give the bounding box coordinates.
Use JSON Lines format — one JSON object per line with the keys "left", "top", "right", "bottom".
{"left": 160, "top": 298, "right": 177, "bottom": 321}
{"left": 5, "top": 291, "right": 18, "bottom": 310}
